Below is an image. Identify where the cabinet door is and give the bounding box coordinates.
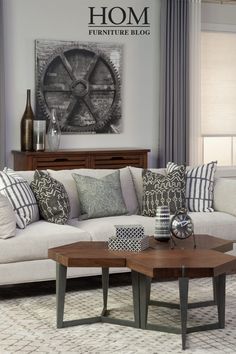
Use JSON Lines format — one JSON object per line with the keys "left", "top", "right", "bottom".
{"left": 91, "top": 151, "right": 147, "bottom": 169}
{"left": 31, "top": 154, "right": 89, "bottom": 170}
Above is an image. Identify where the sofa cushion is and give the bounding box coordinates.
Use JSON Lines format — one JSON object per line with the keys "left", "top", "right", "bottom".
{"left": 142, "top": 166, "right": 186, "bottom": 216}
{"left": 68, "top": 212, "right": 236, "bottom": 243}
{"left": 0, "top": 168, "right": 39, "bottom": 229}
{"left": 48, "top": 167, "right": 138, "bottom": 218}
{"left": 0, "top": 220, "right": 91, "bottom": 263}
{"left": 129, "top": 166, "right": 166, "bottom": 211}
{"left": 13, "top": 171, "right": 35, "bottom": 184}
{"left": 189, "top": 211, "right": 236, "bottom": 241}
{"left": 214, "top": 178, "right": 236, "bottom": 217}
{"left": 30, "top": 170, "right": 70, "bottom": 224}
{"left": 72, "top": 171, "right": 128, "bottom": 219}
{"left": 68, "top": 215, "right": 156, "bottom": 242}
{"left": 0, "top": 194, "right": 16, "bottom": 239}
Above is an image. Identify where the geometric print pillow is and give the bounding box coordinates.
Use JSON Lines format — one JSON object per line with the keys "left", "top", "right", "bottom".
{"left": 167, "top": 161, "right": 217, "bottom": 212}
{"left": 0, "top": 168, "right": 39, "bottom": 229}
{"left": 30, "top": 170, "right": 71, "bottom": 224}
{"left": 142, "top": 165, "right": 186, "bottom": 216}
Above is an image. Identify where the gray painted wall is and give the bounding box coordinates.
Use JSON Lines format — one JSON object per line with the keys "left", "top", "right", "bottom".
{"left": 2, "top": 0, "right": 161, "bottom": 167}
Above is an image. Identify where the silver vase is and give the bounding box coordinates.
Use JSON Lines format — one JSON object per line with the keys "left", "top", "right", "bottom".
{"left": 154, "top": 206, "right": 170, "bottom": 242}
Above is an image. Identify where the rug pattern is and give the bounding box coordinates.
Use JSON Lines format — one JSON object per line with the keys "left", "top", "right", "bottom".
{"left": 1, "top": 276, "right": 236, "bottom": 353}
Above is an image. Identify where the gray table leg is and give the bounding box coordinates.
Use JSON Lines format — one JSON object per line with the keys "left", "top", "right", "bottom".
{"left": 215, "top": 273, "right": 226, "bottom": 328}
{"left": 132, "top": 270, "right": 141, "bottom": 328}
{"left": 101, "top": 267, "right": 109, "bottom": 315}
{"left": 56, "top": 262, "right": 67, "bottom": 328}
{"left": 139, "top": 274, "right": 151, "bottom": 329}
{"left": 179, "top": 277, "right": 189, "bottom": 350}
{"left": 212, "top": 277, "right": 217, "bottom": 304}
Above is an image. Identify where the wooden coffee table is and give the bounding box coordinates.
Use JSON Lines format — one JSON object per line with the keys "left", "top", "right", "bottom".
{"left": 127, "top": 248, "right": 236, "bottom": 350}
{"left": 48, "top": 234, "right": 236, "bottom": 350}
{"left": 48, "top": 241, "right": 143, "bottom": 329}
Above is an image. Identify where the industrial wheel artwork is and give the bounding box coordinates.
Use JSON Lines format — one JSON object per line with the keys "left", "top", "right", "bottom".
{"left": 36, "top": 40, "right": 122, "bottom": 134}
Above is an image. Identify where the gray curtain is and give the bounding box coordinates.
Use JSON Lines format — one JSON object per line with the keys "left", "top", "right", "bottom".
{"left": 158, "top": 0, "right": 190, "bottom": 167}
{"left": 0, "top": 0, "right": 5, "bottom": 169}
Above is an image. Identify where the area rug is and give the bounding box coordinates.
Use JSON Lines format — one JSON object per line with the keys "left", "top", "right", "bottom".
{"left": 1, "top": 275, "right": 236, "bottom": 354}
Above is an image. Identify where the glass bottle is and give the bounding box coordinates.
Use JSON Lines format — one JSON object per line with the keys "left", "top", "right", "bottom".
{"left": 47, "top": 108, "right": 61, "bottom": 151}
{"left": 20, "top": 89, "right": 34, "bottom": 151}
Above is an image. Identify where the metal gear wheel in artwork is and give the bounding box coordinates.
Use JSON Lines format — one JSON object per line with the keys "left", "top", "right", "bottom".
{"left": 37, "top": 46, "right": 121, "bottom": 133}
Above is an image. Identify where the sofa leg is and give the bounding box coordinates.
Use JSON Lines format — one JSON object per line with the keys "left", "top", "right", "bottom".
{"left": 56, "top": 262, "right": 67, "bottom": 328}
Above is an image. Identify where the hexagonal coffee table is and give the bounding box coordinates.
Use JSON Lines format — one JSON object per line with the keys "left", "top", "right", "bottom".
{"left": 126, "top": 248, "right": 236, "bottom": 350}
{"left": 48, "top": 234, "right": 236, "bottom": 350}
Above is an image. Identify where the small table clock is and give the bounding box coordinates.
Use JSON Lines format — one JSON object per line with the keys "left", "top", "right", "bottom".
{"left": 170, "top": 208, "right": 196, "bottom": 248}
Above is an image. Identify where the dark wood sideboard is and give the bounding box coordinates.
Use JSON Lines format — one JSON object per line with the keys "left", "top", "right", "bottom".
{"left": 12, "top": 149, "right": 150, "bottom": 171}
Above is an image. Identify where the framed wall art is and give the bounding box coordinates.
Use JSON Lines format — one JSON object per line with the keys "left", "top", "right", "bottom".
{"left": 35, "top": 39, "right": 123, "bottom": 134}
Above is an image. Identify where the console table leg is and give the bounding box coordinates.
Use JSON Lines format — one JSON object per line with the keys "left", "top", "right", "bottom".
{"left": 56, "top": 263, "right": 67, "bottom": 328}
{"left": 215, "top": 274, "right": 226, "bottom": 328}
{"left": 102, "top": 268, "right": 109, "bottom": 312}
{"left": 179, "top": 277, "right": 189, "bottom": 350}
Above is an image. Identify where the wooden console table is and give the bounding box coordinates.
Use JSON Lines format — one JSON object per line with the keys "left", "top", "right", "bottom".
{"left": 12, "top": 148, "right": 150, "bottom": 171}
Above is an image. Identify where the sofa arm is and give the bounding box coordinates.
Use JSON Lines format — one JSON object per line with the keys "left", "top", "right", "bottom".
{"left": 214, "top": 178, "right": 236, "bottom": 216}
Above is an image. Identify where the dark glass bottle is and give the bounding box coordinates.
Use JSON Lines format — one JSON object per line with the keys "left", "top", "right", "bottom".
{"left": 20, "top": 89, "right": 34, "bottom": 151}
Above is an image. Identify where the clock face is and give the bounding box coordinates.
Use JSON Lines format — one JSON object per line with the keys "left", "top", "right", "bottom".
{"left": 170, "top": 212, "right": 193, "bottom": 239}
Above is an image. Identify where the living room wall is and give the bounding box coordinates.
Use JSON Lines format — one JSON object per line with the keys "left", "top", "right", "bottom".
{"left": 2, "top": 0, "right": 160, "bottom": 167}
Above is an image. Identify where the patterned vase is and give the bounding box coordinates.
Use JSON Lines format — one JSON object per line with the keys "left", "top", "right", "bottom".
{"left": 154, "top": 206, "right": 170, "bottom": 242}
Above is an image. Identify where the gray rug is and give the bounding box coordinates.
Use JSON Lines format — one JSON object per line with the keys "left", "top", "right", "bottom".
{"left": 1, "top": 275, "right": 236, "bottom": 354}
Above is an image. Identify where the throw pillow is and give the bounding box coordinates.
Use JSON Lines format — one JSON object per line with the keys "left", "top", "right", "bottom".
{"left": 0, "top": 168, "right": 39, "bottom": 229}
{"left": 142, "top": 166, "right": 186, "bottom": 216}
{"left": 72, "top": 170, "right": 128, "bottom": 219}
{"left": 30, "top": 170, "right": 70, "bottom": 224}
{"left": 166, "top": 161, "right": 217, "bottom": 212}
{"left": 0, "top": 194, "right": 16, "bottom": 239}
{"left": 47, "top": 166, "right": 138, "bottom": 218}
{"left": 129, "top": 166, "right": 167, "bottom": 213}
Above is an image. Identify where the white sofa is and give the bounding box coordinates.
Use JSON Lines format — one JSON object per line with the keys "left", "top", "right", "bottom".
{"left": 1, "top": 165, "right": 236, "bottom": 286}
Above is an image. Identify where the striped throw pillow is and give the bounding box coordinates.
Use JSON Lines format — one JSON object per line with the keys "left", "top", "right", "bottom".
{"left": 0, "top": 168, "right": 39, "bottom": 229}
{"left": 167, "top": 161, "right": 217, "bottom": 212}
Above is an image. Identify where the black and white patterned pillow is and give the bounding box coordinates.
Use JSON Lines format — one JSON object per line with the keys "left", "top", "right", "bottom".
{"left": 30, "top": 170, "right": 70, "bottom": 224}
{"left": 167, "top": 161, "right": 217, "bottom": 212}
{"left": 0, "top": 168, "right": 39, "bottom": 229}
{"left": 142, "top": 166, "right": 186, "bottom": 216}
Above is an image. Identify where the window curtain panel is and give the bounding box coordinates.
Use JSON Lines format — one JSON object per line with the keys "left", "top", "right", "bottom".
{"left": 189, "top": 0, "right": 202, "bottom": 166}
{"left": 158, "top": 0, "right": 190, "bottom": 167}
{"left": 0, "top": 0, "right": 5, "bottom": 169}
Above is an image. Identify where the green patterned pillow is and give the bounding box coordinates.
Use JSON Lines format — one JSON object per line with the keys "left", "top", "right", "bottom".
{"left": 30, "top": 170, "right": 70, "bottom": 224}
{"left": 72, "top": 170, "right": 128, "bottom": 219}
{"left": 142, "top": 166, "right": 186, "bottom": 216}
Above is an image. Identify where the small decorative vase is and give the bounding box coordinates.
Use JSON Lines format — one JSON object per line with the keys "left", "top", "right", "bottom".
{"left": 20, "top": 89, "right": 34, "bottom": 151}
{"left": 154, "top": 206, "right": 171, "bottom": 242}
{"left": 47, "top": 109, "right": 61, "bottom": 151}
